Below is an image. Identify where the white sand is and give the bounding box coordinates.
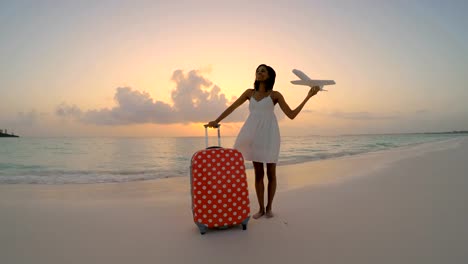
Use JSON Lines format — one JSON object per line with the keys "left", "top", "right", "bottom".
{"left": 1, "top": 137, "right": 467, "bottom": 264}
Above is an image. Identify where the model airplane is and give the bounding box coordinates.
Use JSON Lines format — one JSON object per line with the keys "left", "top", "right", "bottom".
{"left": 291, "top": 69, "right": 335, "bottom": 91}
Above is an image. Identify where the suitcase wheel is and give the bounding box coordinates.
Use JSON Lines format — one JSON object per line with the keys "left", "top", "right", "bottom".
{"left": 242, "top": 224, "right": 247, "bottom": 230}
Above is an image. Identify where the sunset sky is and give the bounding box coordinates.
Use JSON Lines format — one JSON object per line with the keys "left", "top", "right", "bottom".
{"left": 1, "top": 0, "right": 467, "bottom": 137}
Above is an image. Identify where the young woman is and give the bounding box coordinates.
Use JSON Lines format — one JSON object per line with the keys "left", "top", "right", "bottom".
{"left": 206, "top": 64, "right": 320, "bottom": 219}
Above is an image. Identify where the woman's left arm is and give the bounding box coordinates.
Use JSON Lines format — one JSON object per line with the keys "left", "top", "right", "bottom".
{"left": 275, "top": 86, "right": 320, "bottom": 120}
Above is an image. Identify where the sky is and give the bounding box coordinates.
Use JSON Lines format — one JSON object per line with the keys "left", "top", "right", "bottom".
{"left": 1, "top": 0, "right": 467, "bottom": 137}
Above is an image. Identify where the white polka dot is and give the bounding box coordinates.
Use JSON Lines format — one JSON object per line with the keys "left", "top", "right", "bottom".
{"left": 213, "top": 214, "right": 217, "bottom": 218}
{"left": 223, "top": 204, "right": 227, "bottom": 208}
{"left": 214, "top": 224, "right": 218, "bottom": 227}
{"left": 198, "top": 219, "right": 202, "bottom": 223}
{"left": 223, "top": 194, "right": 227, "bottom": 198}
{"left": 233, "top": 212, "right": 237, "bottom": 216}
{"left": 218, "top": 209, "right": 222, "bottom": 213}
{"left": 212, "top": 185, "right": 217, "bottom": 189}
{"left": 219, "top": 218, "right": 223, "bottom": 222}
{"left": 238, "top": 216, "right": 242, "bottom": 220}
{"left": 218, "top": 199, "right": 222, "bottom": 204}
{"left": 203, "top": 214, "right": 207, "bottom": 218}
{"left": 203, "top": 205, "right": 207, "bottom": 209}
{"left": 212, "top": 195, "right": 217, "bottom": 199}
{"left": 223, "top": 213, "right": 227, "bottom": 217}
{"left": 202, "top": 195, "right": 206, "bottom": 199}
{"left": 228, "top": 208, "right": 232, "bottom": 212}
{"left": 208, "top": 210, "right": 212, "bottom": 213}
{"left": 213, "top": 205, "right": 217, "bottom": 209}
{"left": 207, "top": 200, "right": 212, "bottom": 204}
{"left": 208, "top": 219, "right": 212, "bottom": 223}
{"left": 229, "top": 217, "right": 232, "bottom": 221}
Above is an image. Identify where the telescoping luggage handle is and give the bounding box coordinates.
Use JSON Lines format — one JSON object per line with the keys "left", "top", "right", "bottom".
{"left": 203, "top": 124, "right": 221, "bottom": 148}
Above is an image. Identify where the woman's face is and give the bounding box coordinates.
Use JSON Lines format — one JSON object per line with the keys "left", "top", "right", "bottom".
{"left": 255, "top": 66, "right": 269, "bottom": 82}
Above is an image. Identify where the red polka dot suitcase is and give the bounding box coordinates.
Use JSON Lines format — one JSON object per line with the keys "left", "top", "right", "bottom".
{"left": 190, "top": 125, "right": 251, "bottom": 235}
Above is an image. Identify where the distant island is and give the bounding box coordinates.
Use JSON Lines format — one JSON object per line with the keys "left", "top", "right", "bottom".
{"left": 0, "top": 129, "right": 19, "bottom": 138}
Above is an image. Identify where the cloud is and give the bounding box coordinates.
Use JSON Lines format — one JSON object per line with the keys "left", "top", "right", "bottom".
{"left": 56, "top": 69, "right": 248, "bottom": 125}
{"left": 56, "top": 103, "right": 82, "bottom": 118}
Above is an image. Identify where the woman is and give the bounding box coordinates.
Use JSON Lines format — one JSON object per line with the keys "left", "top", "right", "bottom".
{"left": 206, "top": 64, "right": 320, "bottom": 219}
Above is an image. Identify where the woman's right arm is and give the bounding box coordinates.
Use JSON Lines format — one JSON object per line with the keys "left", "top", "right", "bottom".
{"left": 206, "top": 89, "right": 251, "bottom": 127}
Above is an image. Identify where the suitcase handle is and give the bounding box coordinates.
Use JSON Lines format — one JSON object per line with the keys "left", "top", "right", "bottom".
{"left": 203, "top": 124, "right": 221, "bottom": 148}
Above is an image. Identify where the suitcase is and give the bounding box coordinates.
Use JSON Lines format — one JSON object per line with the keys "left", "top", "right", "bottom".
{"left": 190, "top": 125, "right": 251, "bottom": 235}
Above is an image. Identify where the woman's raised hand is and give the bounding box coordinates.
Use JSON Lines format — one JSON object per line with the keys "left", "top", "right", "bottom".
{"left": 308, "top": 86, "right": 321, "bottom": 98}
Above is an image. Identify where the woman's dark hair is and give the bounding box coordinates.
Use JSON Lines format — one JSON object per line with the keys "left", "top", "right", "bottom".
{"left": 254, "top": 64, "right": 276, "bottom": 91}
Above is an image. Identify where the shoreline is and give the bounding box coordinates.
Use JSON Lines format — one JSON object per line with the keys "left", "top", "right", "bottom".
{"left": 1, "top": 137, "right": 467, "bottom": 263}
{"left": 1, "top": 135, "right": 464, "bottom": 185}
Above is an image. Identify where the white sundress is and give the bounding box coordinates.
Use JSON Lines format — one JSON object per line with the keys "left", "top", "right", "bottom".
{"left": 233, "top": 91, "right": 280, "bottom": 163}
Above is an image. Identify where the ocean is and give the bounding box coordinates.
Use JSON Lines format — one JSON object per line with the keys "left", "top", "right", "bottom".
{"left": 0, "top": 134, "right": 464, "bottom": 184}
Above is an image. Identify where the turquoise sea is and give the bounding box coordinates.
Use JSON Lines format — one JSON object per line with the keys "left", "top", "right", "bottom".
{"left": 0, "top": 134, "right": 464, "bottom": 184}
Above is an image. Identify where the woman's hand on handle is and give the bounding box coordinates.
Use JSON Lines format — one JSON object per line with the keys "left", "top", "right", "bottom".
{"left": 205, "top": 121, "right": 220, "bottom": 128}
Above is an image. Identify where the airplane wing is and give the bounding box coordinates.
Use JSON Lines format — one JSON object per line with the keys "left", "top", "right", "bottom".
{"left": 292, "top": 69, "right": 311, "bottom": 81}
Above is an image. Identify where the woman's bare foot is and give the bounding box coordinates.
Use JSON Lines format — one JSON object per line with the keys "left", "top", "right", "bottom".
{"left": 253, "top": 210, "right": 265, "bottom": 219}
{"left": 265, "top": 210, "right": 274, "bottom": 218}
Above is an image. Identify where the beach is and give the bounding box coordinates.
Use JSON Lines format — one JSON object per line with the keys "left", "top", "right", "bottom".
{"left": 1, "top": 137, "right": 467, "bottom": 264}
